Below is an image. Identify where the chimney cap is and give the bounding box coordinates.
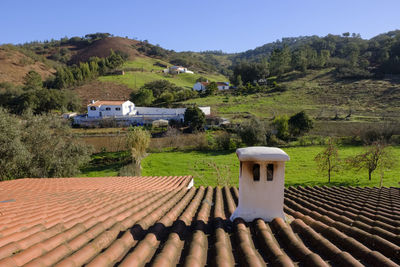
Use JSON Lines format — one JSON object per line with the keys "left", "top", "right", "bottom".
{"left": 236, "top": 146, "right": 289, "bottom": 162}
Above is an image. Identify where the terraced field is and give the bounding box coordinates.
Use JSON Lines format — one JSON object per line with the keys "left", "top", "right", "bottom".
{"left": 0, "top": 177, "right": 399, "bottom": 266}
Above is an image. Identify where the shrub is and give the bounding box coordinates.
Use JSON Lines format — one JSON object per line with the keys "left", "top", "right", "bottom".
{"left": 214, "top": 131, "right": 231, "bottom": 150}
{"left": 238, "top": 117, "right": 266, "bottom": 146}
{"left": 288, "top": 111, "right": 313, "bottom": 138}
{"left": 118, "top": 163, "right": 140, "bottom": 176}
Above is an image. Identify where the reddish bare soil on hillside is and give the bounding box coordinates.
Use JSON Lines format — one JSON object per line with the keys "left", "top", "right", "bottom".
{"left": 73, "top": 80, "right": 133, "bottom": 106}
{"left": 69, "top": 37, "right": 141, "bottom": 64}
{"left": 0, "top": 47, "right": 55, "bottom": 85}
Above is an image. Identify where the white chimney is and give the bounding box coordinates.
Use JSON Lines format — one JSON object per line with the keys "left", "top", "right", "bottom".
{"left": 91, "top": 100, "right": 96, "bottom": 104}
{"left": 230, "top": 146, "right": 289, "bottom": 222}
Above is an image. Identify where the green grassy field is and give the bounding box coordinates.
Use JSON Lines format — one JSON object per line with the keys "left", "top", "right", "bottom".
{"left": 181, "top": 69, "right": 400, "bottom": 123}
{"left": 81, "top": 146, "right": 400, "bottom": 188}
{"left": 98, "top": 57, "right": 228, "bottom": 90}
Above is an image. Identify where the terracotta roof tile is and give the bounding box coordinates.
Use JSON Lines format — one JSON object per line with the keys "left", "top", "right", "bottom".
{"left": 88, "top": 100, "right": 127, "bottom": 107}
{"left": 1, "top": 177, "right": 399, "bottom": 266}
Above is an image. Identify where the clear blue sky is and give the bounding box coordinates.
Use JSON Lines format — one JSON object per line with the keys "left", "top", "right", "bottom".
{"left": 1, "top": 0, "right": 399, "bottom": 53}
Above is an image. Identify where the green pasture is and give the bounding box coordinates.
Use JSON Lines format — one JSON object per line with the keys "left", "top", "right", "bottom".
{"left": 122, "top": 57, "right": 169, "bottom": 71}
{"left": 141, "top": 146, "right": 400, "bottom": 187}
{"left": 98, "top": 57, "right": 228, "bottom": 90}
{"left": 81, "top": 146, "right": 400, "bottom": 188}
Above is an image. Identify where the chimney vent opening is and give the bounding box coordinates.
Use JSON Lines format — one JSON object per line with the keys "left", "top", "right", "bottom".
{"left": 252, "top": 163, "right": 260, "bottom": 181}
{"left": 267, "top": 164, "right": 274, "bottom": 181}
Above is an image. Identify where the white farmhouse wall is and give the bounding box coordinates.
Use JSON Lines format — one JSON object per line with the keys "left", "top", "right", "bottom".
{"left": 88, "top": 107, "right": 100, "bottom": 117}
{"left": 136, "top": 107, "right": 186, "bottom": 116}
{"left": 87, "top": 101, "right": 136, "bottom": 118}
{"left": 99, "top": 105, "right": 124, "bottom": 117}
{"left": 199, "top": 107, "right": 211, "bottom": 115}
{"left": 193, "top": 82, "right": 206, "bottom": 91}
{"left": 121, "top": 101, "right": 136, "bottom": 115}
{"left": 218, "top": 85, "right": 230, "bottom": 90}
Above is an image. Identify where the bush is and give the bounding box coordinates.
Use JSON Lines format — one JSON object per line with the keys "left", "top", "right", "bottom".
{"left": 118, "top": 163, "right": 140, "bottom": 176}
{"left": 238, "top": 117, "right": 266, "bottom": 146}
{"left": 214, "top": 131, "right": 232, "bottom": 150}
{"left": 288, "top": 111, "right": 313, "bottom": 138}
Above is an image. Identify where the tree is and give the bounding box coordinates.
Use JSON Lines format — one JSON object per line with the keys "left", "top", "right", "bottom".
{"left": 288, "top": 111, "right": 313, "bottom": 137}
{"left": 184, "top": 106, "right": 206, "bottom": 132}
{"left": 23, "top": 70, "right": 42, "bottom": 90}
{"left": 272, "top": 115, "right": 289, "bottom": 141}
{"left": 205, "top": 81, "right": 218, "bottom": 96}
{"left": 269, "top": 46, "right": 291, "bottom": 76}
{"left": 292, "top": 49, "right": 308, "bottom": 72}
{"left": 130, "top": 89, "right": 154, "bottom": 106}
{"left": 0, "top": 109, "right": 30, "bottom": 179}
{"left": 141, "top": 80, "right": 182, "bottom": 98}
{"left": 126, "top": 127, "right": 151, "bottom": 175}
{"left": 347, "top": 141, "right": 395, "bottom": 181}
{"left": 315, "top": 138, "right": 340, "bottom": 183}
{"left": 159, "top": 91, "right": 174, "bottom": 106}
{"left": 238, "top": 117, "right": 266, "bottom": 146}
{"left": 0, "top": 109, "right": 92, "bottom": 180}
{"left": 235, "top": 74, "right": 243, "bottom": 87}
{"left": 232, "top": 62, "right": 269, "bottom": 84}
{"left": 106, "top": 49, "right": 124, "bottom": 70}
{"left": 196, "top": 76, "right": 208, "bottom": 82}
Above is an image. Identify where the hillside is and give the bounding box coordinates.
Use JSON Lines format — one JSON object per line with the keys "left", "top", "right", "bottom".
{"left": 69, "top": 37, "right": 141, "bottom": 64}
{"left": 1, "top": 31, "right": 400, "bottom": 120}
{"left": 98, "top": 56, "right": 228, "bottom": 91}
{"left": 182, "top": 68, "right": 400, "bottom": 134}
{"left": 73, "top": 80, "right": 133, "bottom": 106}
{"left": 0, "top": 45, "right": 55, "bottom": 85}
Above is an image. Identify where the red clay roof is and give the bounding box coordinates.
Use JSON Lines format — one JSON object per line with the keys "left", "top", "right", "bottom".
{"left": 0, "top": 178, "right": 399, "bottom": 266}
{"left": 88, "top": 100, "right": 127, "bottom": 107}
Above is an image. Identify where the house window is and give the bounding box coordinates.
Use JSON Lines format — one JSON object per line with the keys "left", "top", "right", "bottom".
{"left": 253, "top": 163, "right": 260, "bottom": 181}
{"left": 105, "top": 107, "right": 111, "bottom": 111}
{"left": 90, "top": 106, "right": 96, "bottom": 110}
{"left": 115, "top": 107, "right": 121, "bottom": 111}
{"left": 267, "top": 164, "right": 274, "bottom": 181}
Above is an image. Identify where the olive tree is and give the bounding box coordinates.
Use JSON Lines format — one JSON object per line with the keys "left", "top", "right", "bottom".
{"left": 0, "top": 109, "right": 92, "bottom": 180}
{"left": 238, "top": 117, "right": 266, "bottom": 146}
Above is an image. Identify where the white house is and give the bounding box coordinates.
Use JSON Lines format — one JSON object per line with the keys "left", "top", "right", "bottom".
{"left": 165, "top": 66, "right": 194, "bottom": 74}
{"left": 87, "top": 100, "right": 136, "bottom": 118}
{"left": 230, "top": 147, "right": 290, "bottom": 222}
{"left": 193, "top": 81, "right": 230, "bottom": 91}
{"left": 76, "top": 100, "right": 211, "bottom": 126}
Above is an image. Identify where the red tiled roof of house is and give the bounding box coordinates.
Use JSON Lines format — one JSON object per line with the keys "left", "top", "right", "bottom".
{"left": 216, "top": 82, "right": 229, "bottom": 86}
{"left": 199, "top": 82, "right": 229, "bottom": 86}
{"left": 0, "top": 177, "right": 399, "bottom": 266}
{"left": 88, "top": 100, "right": 127, "bottom": 107}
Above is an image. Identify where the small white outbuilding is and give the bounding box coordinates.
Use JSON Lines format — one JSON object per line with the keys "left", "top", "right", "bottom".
{"left": 230, "top": 146, "right": 290, "bottom": 222}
